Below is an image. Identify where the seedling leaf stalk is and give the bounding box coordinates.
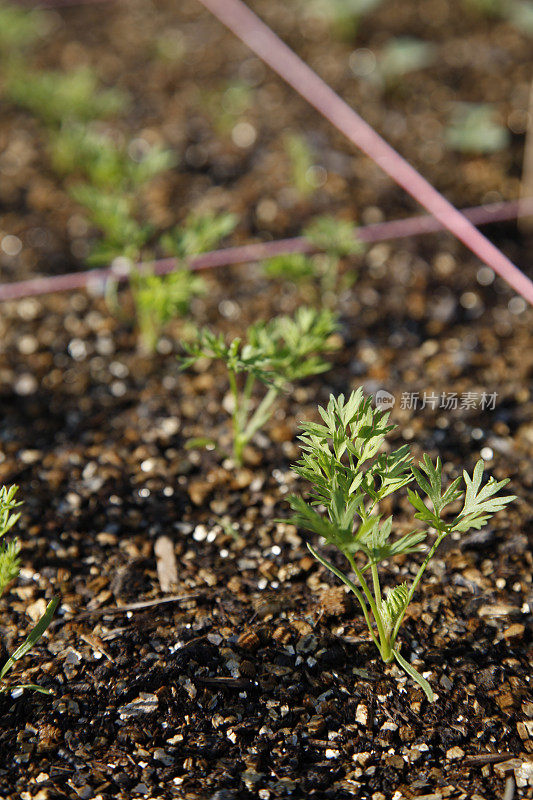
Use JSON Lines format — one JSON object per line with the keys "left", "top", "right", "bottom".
{"left": 182, "top": 307, "right": 339, "bottom": 465}
{"left": 0, "top": 485, "right": 58, "bottom": 695}
{"left": 285, "top": 390, "right": 515, "bottom": 701}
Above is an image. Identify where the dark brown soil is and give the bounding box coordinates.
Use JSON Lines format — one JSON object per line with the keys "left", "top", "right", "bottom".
{"left": 0, "top": 0, "right": 532, "bottom": 798}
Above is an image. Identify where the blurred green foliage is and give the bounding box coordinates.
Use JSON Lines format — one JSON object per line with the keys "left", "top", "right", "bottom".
{"left": 445, "top": 103, "right": 510, "bottom": 155}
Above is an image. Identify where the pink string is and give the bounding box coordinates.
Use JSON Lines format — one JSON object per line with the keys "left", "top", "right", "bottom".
{"left": 0, "top": 198, "right": 530, "bottom": 302}
{"left": 195, "top": 0, "right": 533, "bottom": 305}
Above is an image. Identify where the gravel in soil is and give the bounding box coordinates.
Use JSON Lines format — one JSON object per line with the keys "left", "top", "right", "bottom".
{"left": 0, "top": 249, "right": 532, "bottom": 798}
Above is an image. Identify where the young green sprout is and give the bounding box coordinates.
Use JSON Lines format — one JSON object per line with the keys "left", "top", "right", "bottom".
{"left": 71, "top": 186, "right": 153, "bottom": 265}
{"left": 102, "top": 212, "right": 237, "bottom": 353}
{"left": 49, "top": 125, "right": 176, "bottom": 190}
{"left": 307, "top": 0, "right": 384, "bottom": 41}
{"left": 127, "top": 266, "right": 206, "bottom": 354}
{"left": 0, "top": 2, "right": 52, "bottom": 59}
{"left": 159, "top": 211, "right": 238, "bottom": 261}
{"left": 5, "top": 65, "right": 129, "bottom": 126}
{"left": 182, "top": 307, "right": 339, "bottom": 466}
{"left": 304, "top": 215, "right": 364, "bottom": 305}
{"left": 445, "top": 103, "right": 509, "bottom": 155}
{"left": 285, "top": 389, "right": 515, "bottom": 701}
{"left": 0, "top": 485, "right": 58, "bottom": 695}
{"left": 284, "top": 132, "right": 317, "bottom": 198}
{"left": 263, "top": 216, "right": 364, "bottom": 308}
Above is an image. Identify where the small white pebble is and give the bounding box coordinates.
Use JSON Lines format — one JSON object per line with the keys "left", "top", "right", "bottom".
{"left": 509, "top": 297, "right": 526, "bottom": 315}
{"left": 232, "top": 121, "right": 256, "bottom": 148}
{"left": 1, "top": 234, "right": 22, "bottom": 256}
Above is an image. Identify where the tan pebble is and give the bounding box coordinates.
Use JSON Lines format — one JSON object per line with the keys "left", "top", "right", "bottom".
{"left": 243, "top": 446, "right": 262, "bottom": 466}
{"left": 523, "top": 701, "right": 533, "bottom": 718}
{"left": 26, "top": 598, "right": 47, "bottom": 623}
{"left": 355, "top": 703, "right": 368, "bottom": 726}
{"left": 272, "top": 625, "right": 292, "bottom": 645}
{"left": 291, "top": 619, "right": 313, "bottom": 636}
{"left": 503, "top": 623, "right": 525, "bottom": 640}
{"left": 232, "top": 468, "right": 254, "bottom": 489}
{"left": 269, "top": 423, "right": 293, "bottom": 442}
{"left": 237, "top": 630, "right": 260, "bottom": 651}
{"left": 188, "top": 480, "right": 211, "bottom": 505}
{"left": 446, "top": 746, "right": 465, "bottom": 760}
{"left": 227, "top": 576, "right": 244, "bottom": 595}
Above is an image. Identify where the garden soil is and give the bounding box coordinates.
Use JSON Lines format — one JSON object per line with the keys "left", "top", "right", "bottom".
{"left": 0, "top": 0, "right": 532, "bottom": 798}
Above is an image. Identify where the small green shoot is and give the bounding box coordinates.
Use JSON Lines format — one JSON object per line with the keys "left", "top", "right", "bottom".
{"left": 181, "top": 307, "right": 339, "bottom": 466}
{"left": 5, "top": 66, "right": 129, "bottom": 126}
{"left": 70, "top": 186, "right": 153, "bottom": 264}
{"left": 127, "top": 266, "right": 206, "bottom": 354}
{"left": 0, "top": 485, "right": 58, "bottom": 695}
{"left": 304, "top": 215, "right": 364, "bottom": 302}
{"left": 284, "top": 389, "right": 515, "bottom": 701}
{"left": 103, "top": 211, "right": 236, "bottom": 353}
{"left": 262, "top": 253, "right": 317, "bottom": 284}
{"left": 462, "top": 0, "right": 506, "bottom": 17}
{"left": 303, "top": 215, "right": 364, "bottom": 259}
{"left": 160, "top": 211, "right": 238, "bottom": 260}
{"left": 0, "top": 2, "right": 53, "bottom": 57}
{"left": 0, "top": 484, "right": 21, "bottom": 595}
{"left": 445, "top": 103, "right": 510, "bottom": 155}
{"left": 200, "top": 80, "right": 254, "bottom": 136}
{"left": 307, "top": 0, "right": 384, "bottom": 40}
{"left": 284, "top": 133, "right": 318, "bottom": 198}
{"left": 263, "top": 217, "right": 364, "bottom": 306}
{"left": 49, "top": 126, "right": 175, "bottom": 190}
{"left": 375, "top": 38, "right": 436, "bottom": 87}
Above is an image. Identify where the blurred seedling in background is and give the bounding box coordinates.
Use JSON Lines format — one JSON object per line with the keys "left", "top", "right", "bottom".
{"left": 284, "top": 390, "right": 515, "bottom": 700}
{"left": 160, "top": 211, "right": 238, "bottom": 260}
{"left": 506, "top": 1, "right": 533, "bottom": 33}
{"left": 461, "top": 0, "right": 512, "bottom": 18}
{"left": 49, "top": 125, "right": 176, "bottom": 190}
{"left": 350, "top": 37, "right": 436, "bottom": 90}
{"left": 200, "top": 80, "right": 255, "bottom": 138}
{"left": 304, "top": 215, "right": 364, "bottom": 304}
{"left": 263, "top": 216, "right": 364, "bottom": 307}
{"left": 0, "top": 485, "right": 58, "bottom": 695}
{"left": 306, "top": 0, "right": 384, "bottom": 40}
{"left": 262, "top": 253, "right": 317, "bottom": 291}
{"left": 0, "top": 1, "right": 55, "bottom": 60}
{"left": 68, "top": 136, "right": 176, "bottom": 264}
{"left": 124, "top": 266, "right": 206, "bottom": 355}
{"left": 181, "top": 307, "right": 339, "bottom": 466}
{"left": 70, "top": 186, "right": 153, "bottom": 265}
{"left": 466, "top": 0, "right": 533, "bottom": 27}
{"left": 284, "top": 132, "right": 322, "bottom": 198}
{"left": 5, "top": 66, "right": 129, "bottom": 127}
{"left": 105, "top": 212, "right": 237, "bottom": 353}
{"left": 445, "top": 103, "right": 510, "bottom": 155}
{"left": 153, "top": 27, "right": 187, "bottom": 62}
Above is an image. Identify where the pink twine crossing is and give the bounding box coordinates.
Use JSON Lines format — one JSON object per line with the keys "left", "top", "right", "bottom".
{"left": 0, "top": 198, "right": 530, "bottom": 302}
{"left": 196, "top": 0, "right": 533, "bottom": 305}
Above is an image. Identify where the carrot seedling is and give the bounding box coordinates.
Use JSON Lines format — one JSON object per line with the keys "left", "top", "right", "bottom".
{"left": 181, "top": 307, "right": 339, "bottom": 465}
{"left": 0, "top": 485, "right": 58, "bottom": 695}
{"left": 285, "top": 389, "right": 515, "bottom": 701}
